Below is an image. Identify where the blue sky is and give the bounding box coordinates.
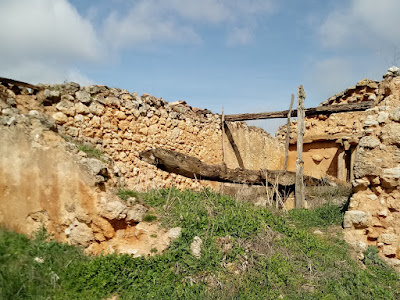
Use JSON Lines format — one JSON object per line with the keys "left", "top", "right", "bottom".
{"left": 1, "top": 0, "right": 400, "bottom": 133}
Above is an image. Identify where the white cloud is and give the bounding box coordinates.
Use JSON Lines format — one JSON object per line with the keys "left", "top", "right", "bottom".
{"left": 319, "top": 0, "right": 400, "bottom": 50}
{"left": 0, "top": 0, "right": 100, "bottom": 84}
{"left": 103, "top": 0, "right": 276, "bottom": 48}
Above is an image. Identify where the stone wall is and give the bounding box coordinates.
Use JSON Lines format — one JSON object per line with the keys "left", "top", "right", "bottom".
{"left": 1, "top": 80, "right": 284, "bottom": 193}
{"left": 343, "top": 68, "right": 400, "bottom": 269}
{"left": 276, "top": 79, "right": 379, "bottom": 181}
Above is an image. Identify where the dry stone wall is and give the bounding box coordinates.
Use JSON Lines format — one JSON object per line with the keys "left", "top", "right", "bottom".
{"left": 344, "top": 68, "right": 400, "bottom": 270}
{"left": 1, "top": 80, "right": 284, "bottom": 193}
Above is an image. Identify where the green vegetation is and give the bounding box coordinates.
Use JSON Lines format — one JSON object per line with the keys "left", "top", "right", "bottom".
{"left": 76, "top": 143, "right": 105, "bottom": 162}
{"left": 1, "top": 189, "right": 399, "bottom": 299}
{"left": 117, "top": 189, "right": 139, "bottom": 202}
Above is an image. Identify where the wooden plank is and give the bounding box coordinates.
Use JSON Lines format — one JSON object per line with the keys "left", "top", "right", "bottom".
{"left": 224, "top": 122, "right": 245, "bottom": 169}
{"left": 221, "top": 107, "right": 226, "bottom": 165}
{"left": 224, "top": 101, "right": 374, "bottom": 121}
{"left": 0, "top": 76, "right": 39, "bottom": 89}
{"left": 295, "top": 86, "right": 306, "bottom": 209}
{"left": 139, "top": 147, "right": 323, "bottom": 187}
{"left": 283, "top": 94, "right": 294, "bottom": 171}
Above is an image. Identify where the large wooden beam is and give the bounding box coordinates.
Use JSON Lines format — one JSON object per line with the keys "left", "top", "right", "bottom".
{"left": 295, "top": 86, "right": 306, "bottom": 209}
{"left": 139, "top": 148, "right": 322, "bottom": 187}
{"left": 224, "top": 101, "right": 374, "bottom": 122}
{"left": 0, "top": 76, "right": 39, "bottom": 90}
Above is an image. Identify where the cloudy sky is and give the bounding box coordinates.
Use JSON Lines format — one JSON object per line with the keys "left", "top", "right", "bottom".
{"left": 1, "top": 0, "right": 399, "bottom": 133}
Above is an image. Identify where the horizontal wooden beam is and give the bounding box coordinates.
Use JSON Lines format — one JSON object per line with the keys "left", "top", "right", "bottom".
{"left": 0, "top": 76, "right": 39, "bottom": 90}
{"left": 139, "top": 148, "right": 323, "bottom": 187}
{"left": 224, "top": 101, "right": 374, "bottom": 122}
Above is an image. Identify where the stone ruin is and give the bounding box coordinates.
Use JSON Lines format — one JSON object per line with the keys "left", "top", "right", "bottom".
{"left": 1, "top": 67, "right": 400, "bottom": 268}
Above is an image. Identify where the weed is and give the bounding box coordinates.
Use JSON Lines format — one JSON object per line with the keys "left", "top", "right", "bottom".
{"left": 143, "top": 214, "right": 157, "bottom": 222}
{"left": 117, "top": 189, "right": 139, "bottom": 202}
{"left": 150, "top": 248, "right": 158, "bottom": 253}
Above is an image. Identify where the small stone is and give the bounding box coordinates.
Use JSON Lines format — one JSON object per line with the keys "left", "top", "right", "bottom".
{"left": 100, "top": 200, "right": 127, "bottom": 220}
{"left": 313, "top": 230, "right": 323, "bottom": 235}
{"left": 190, "top": 236, "right": 203, "bottom": 259}
{"left": 311, "top": 154, "right": 323, "bottom": 162}
{"left": 168, "top": 227, "right": 182, "bottom": 240}
{"left": 367, "top": 194, "right": 378, "bottom": 201}
{"left": 34, "top": 257, "right": 45, "bottom": 264}
{"left": 69, "top": 222, "right": 94, "bottom": 247}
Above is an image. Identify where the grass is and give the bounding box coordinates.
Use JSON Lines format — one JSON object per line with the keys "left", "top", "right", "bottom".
{"left": 1, "top": 188, "right": 399, "bottom": 300}
{"left": 117, "top": 189, "right": 139, "bottom": 202}
{"left": 76, "top": 143, "right": 105, "bottom": 162}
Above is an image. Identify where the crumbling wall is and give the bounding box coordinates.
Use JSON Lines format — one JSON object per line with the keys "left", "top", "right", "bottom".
{"left": 276, "top": 79, "right": 379, "bottom": 180}
{"left": 343, "top": 68, "right": 400, "bottom": 270}
{"left": 0, "top": 103, "right": 181, "bottom": 255}
{"left": 3, "top": 81, "right": 284, "bottom": 192}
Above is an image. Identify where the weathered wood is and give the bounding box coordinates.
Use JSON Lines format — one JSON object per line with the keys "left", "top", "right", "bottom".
{"left": 283, "top": 94, "right": 294, "bottom": 171}
{"left": 139, "top": 148, "right": 322, "bottom": 187}
{"left": 224, "top": 122, "right": 245, "bottom": 169}
{"left": 224, "top": 101, "right": 374, "bottom": 121}
{"left": 0, "top": 76, "right": 39, "bottom": 90}
{"left": 221, "top": 107, "right": 226, "bottom": 165}
{"left": 295, "top": 86, "right": 306, "bottom": 208}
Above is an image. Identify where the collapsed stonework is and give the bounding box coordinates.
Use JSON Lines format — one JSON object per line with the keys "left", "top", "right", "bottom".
{"left": 277, "top": 79, "right": 378, "bottom": 181}
{"left": 342, "top": 68, "right": 400, "bottom": 270}
{"left": 0, "top": 77, "right": 284, "bottom": 253}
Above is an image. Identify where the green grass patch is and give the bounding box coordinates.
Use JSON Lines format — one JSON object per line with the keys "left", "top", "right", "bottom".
{"left": 1, "top": 189, "right": 399, "bottom": 300}
{"left": 117, "top": 189, "right": 139, "bottom": 202}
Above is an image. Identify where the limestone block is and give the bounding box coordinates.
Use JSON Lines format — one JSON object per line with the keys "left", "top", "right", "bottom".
{"left": 389, "top": 107, "right": 400, "bottom": 122}
{"left": 52, "top": 112, "right": 68, "bottom": 124}
{"left": 381, "top": 123, "right": 400, "bottom": 145}
{"left": 126, "top": 204, "right": 148, "bottom": 222}
{"left": 100, "top": 200, "right": 128, "bottom": 220}
{"left": 89, "top": 102, "right": 105, "bottom": 116}
{"left": 75, "top": 90, "right": 91, "bottom": 104}
{"left": 75, "top": 102, "right": 90, "bottom": 114}
{"left": 44, "top": 89, "right": 61, "bottom": 102}
{"left": 311, "top": 154, "right": 323, "bottom": 162}
{"left": 343, "top": 210, "right": 369, "bottom": 228}
{"left": 379, "top": 233, "right": 398, "bottom": 245}
{"left": 381, "top": 167, "right": 400, "bottom": 188}
{"left": 68, "top": 222, "right": 94, "bottom": 247}
{"left": 56, "top": 100, "right": 76, "bottom": 116}
{"left": 190, "top": 236, "right": 203, "bottom": 259}
{"left": 363, "top": 116, "right": 378, "bottom": 127}
{"left": 359, "top": 136, "right": 380, "bottom": 148}
{"left": 168, "top": 227, "right": 182, "bottom": 240}
{"left": 377, "top": 111, "right": 389, "bottom": 123}
{"left": 382, "top": 245, "right": 397, "bottom": 257}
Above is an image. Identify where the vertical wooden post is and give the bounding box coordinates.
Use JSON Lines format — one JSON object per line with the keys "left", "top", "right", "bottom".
{"left": 295, "top": 86, "right": 306, "bottom": 209}
{"left": 283, "top": 94, "right": 295, "bottom": 172}
{"left": 221, "top": 107, "right": 226, "bottom": 165}
{"left": 337, "top": 148, "right": 346, "bottom": 182}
